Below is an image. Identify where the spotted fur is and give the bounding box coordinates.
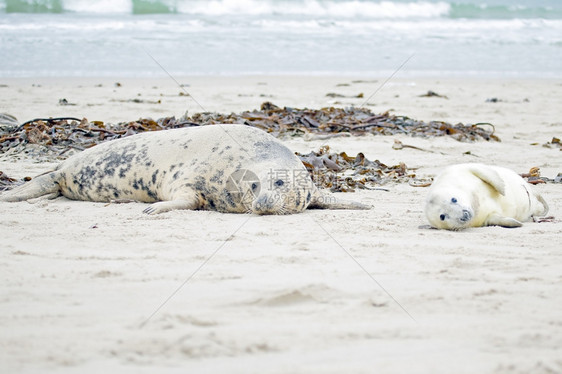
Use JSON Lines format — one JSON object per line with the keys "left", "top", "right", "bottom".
{"left": 1, "top": 125, "right": 369, "bottom": 214}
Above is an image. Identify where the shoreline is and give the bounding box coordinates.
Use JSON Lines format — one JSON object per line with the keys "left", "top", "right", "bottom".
{"left": 1, "top": 75, "right": 560, "bottom": 122}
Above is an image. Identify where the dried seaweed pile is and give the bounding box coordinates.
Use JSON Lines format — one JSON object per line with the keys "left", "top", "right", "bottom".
{"left": 0, "top": 102, "right": 500, "bottom": 159}
{"left": 0, "top": 116, "right": 185, "bottom": 158}
{"left": 191, "top": 102, "right": 500, "bottom": 141}
{"left": 2, "top": 103, "right": 561, "bottom": 193}
{"left": 296, "top": 146, "right": 414, "bottom": 192}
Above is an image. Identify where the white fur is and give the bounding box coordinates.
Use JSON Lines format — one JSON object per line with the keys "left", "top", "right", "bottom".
{"left": 425, "top": 163, "right": 548, "bottom": 230}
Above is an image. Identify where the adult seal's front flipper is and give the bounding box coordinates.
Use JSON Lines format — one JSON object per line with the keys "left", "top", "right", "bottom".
{"left": 307, "top": 190, "right": 371, "bottom": 210}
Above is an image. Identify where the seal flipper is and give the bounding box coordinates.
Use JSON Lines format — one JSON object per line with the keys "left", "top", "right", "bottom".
{"left": 467, "top": 165, "right": 506, "bottom": 195}
{"left": 485, "top": 213, "right": 523, "bottom": 228}
{"left": 142, "top": 190, "right": 200, "bottom": 215}
{"left": 143, "top": 199, "right": 198, "bottom": 215}
{"left": 0, "top": 171, "right": 61, "bottom": 202}
{"left": 307, "top": 189, "right": 371, "bottom": 210}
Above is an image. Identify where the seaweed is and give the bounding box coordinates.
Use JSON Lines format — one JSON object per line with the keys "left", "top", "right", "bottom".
{"left": 542, "top": 137, "right": 561, "bottom": 150}
{"left": 296, "top": 146, "right": 414, "bottom": 192}
{"left": 0, "top": 171, "right": 28, "bottom": 191}
{"left": 0, "top": 102, "right": 500, "bottom": 157}
{"left": 521, "top": 166, "right": 562, "bottom": 184}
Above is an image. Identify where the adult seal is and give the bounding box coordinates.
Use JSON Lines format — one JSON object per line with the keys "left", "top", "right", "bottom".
{"left": 1, "top": 124, "right": 369, "bottom": 215}
{"left": 425, "top": 163, "right": 548, "bottom": 230}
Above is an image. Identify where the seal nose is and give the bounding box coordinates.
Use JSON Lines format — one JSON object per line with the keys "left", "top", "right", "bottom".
{"left": 254, "top": 194, "right": 268, "bottom": 208}
{"left": 460, "top": 209, "right": 472, "bottom": 222}
{"left": 252, "top": 194, "right": 275, "bottom": 214}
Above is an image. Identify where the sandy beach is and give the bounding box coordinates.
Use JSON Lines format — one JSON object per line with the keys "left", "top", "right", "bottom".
{"left": 0, "top": 76, "right": 561, "bottom": 373}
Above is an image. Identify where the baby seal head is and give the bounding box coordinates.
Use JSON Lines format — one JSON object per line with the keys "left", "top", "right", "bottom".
{"left": 425, "top": 189, "right": 475, "bottom": 230}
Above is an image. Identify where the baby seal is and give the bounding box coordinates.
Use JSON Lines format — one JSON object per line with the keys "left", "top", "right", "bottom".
{"left": 0, "top": 124, "right": 369, "bottom": 215}
{"left": 425, "top": 163, "right": 548, "bottom": 230}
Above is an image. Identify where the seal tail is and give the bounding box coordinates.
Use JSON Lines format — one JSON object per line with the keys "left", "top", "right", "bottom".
{"left": 0, "top": 171, "right": 61, "bottom": 202}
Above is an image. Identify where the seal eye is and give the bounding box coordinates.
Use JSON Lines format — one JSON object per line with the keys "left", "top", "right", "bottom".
{"left": 275, "top": 180, "right": 284, "bottom": 187}
{"left": 251, "top": 182, "right": 259, "bottom": 191}
{"left": 440, "top": 214, "right": 446, "bottom": 221}
{"left": 451, "top": 197, "right": 457, "bottom": 203}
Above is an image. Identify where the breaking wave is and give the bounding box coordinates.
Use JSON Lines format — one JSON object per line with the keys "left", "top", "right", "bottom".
{"left": 2, "top": 0, "right": 561, "bottom": 19}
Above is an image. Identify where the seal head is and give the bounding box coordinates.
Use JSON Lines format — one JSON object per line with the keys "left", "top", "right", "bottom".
{"left": 249, "top": 169, "right": 314, "bottom": 215}
{"left": 425, "top": 188, "right": 475, "bottom": 230}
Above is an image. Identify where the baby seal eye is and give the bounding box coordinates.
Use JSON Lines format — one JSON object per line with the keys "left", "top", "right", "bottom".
{"left": 451, "top": 197, "right": 457, "bottom": 203}
{"left": 275, "top": 180, "right": 285, "bottom": 187}
{"left": 440, "top": 214, "right": 446, "bottom": 221}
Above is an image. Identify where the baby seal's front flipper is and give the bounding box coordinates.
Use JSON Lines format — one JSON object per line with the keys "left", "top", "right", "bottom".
{"left": 485, "top": 214, "right": 523, "bottom": 228}
{"left": 467, "top": 164, "right": 506, "bottom": 195}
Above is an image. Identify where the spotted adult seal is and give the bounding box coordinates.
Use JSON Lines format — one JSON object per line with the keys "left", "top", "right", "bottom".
{"left": 425, "top": 163, "right": 548, "bottom": 230}
{"left": 0, "top": 124, "right": 369, "bottom": 214}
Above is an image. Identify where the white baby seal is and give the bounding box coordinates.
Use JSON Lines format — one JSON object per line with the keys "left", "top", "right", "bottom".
{"left": 0, "top": 124, "right": 369, "bottom": 215}
{"left": 425, "top": 163, "right": 548, "bottom": 230}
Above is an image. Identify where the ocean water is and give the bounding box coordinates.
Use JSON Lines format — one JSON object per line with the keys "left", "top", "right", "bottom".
{"left": 0, "top": 0, "right": 561, "bottom": 77}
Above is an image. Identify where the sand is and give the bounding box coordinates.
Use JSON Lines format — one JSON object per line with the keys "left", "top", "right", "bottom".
{"left": 0, "top": 76, "right": 561, "bottom": 374}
